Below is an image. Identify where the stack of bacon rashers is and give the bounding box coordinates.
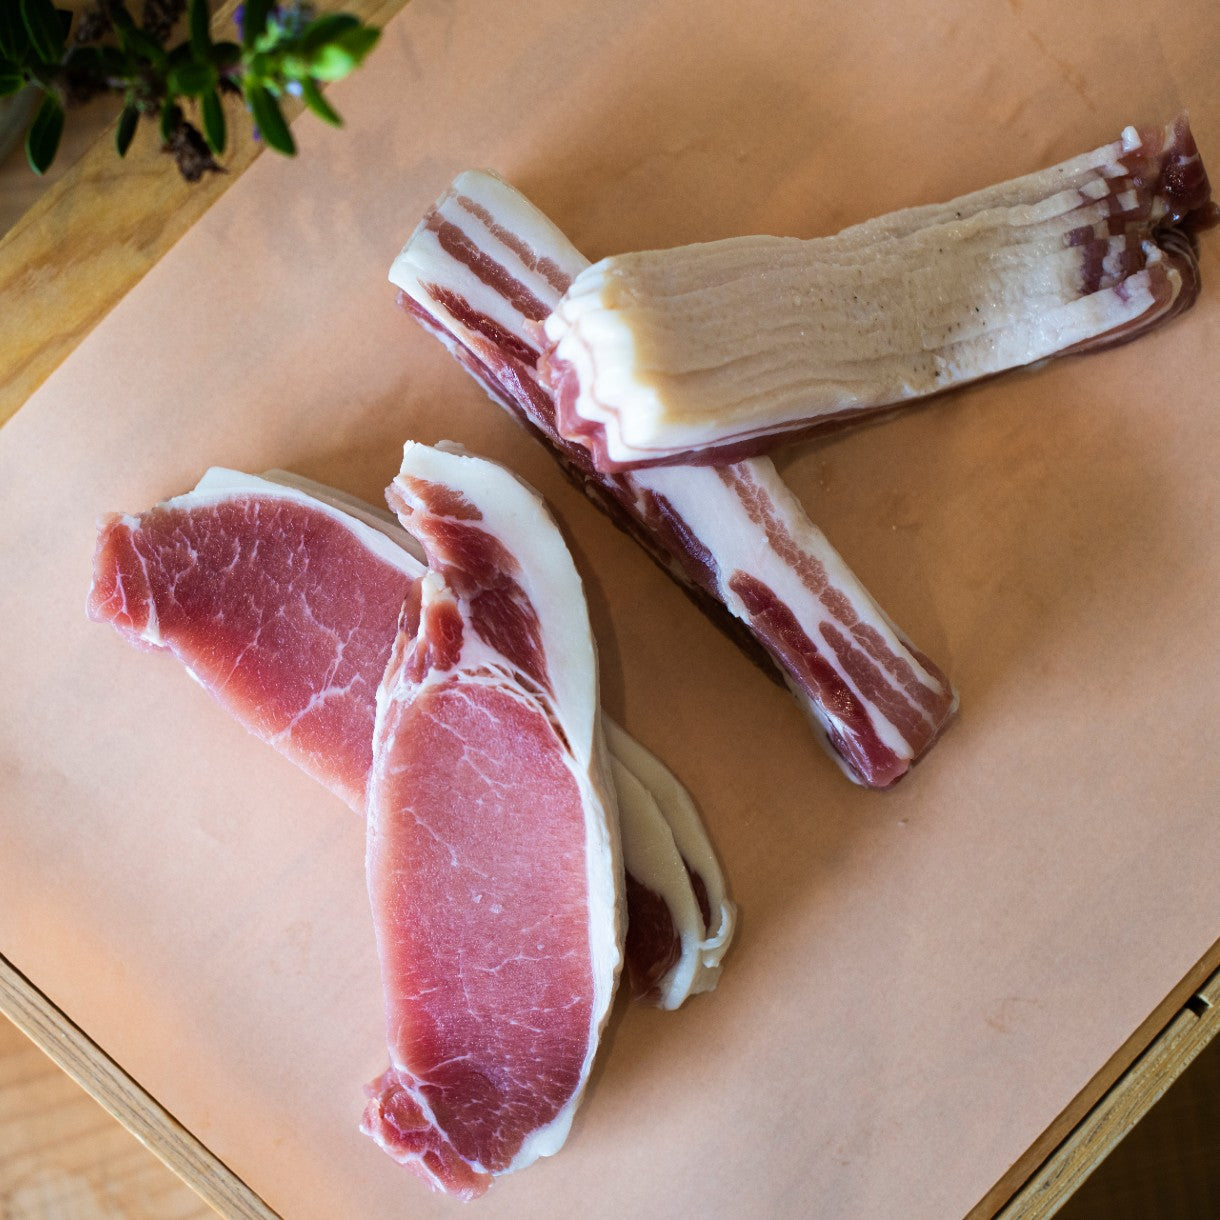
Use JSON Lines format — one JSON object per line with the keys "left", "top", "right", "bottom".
{"left": 89, "top": 117, "right": 1212, "bottom": 1199}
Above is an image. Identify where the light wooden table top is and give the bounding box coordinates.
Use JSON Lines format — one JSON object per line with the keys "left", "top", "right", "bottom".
{"left": 0, "top": 3, "right": 1217, "bottom": 1216}
{"left": 0, "top": 1009, "right": 210, "bottom": 1220}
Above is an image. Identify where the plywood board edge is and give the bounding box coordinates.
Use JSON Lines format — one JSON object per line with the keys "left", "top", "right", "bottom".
{"left": 973, "top": 939, "right": 1220, "bottom": 1219}
{"left": 6, "top": 944, "right": 1218, "bottom": 1220}
{"left": 0, "top": 953, "right": 279, "bottom": 1220}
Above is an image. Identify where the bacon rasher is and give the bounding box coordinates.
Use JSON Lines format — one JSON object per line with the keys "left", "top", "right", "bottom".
{"left": 363, "top": 443, "right": 623, "bottom": 1197}
{"left": 88, "top": 468, "right": 733, "bottom": 1009}
{"left": 543, "top": 118, "right": 1213, "bottom": 470}
{"left": 391, "top": 174, "right": 957, "bottom": 788}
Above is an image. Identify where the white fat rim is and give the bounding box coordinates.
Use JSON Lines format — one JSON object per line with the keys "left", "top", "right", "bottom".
{"left": 188, "top": 468, "right": 426, "bottom": 580}
{"left": 610, "top": 757, "right": 703, "bottom": 1008}
{"left": 390, "top": 169, "right": 582, "bottom": 341}
{"left": 605, "top": 719, "right": 735, "bottom": 997}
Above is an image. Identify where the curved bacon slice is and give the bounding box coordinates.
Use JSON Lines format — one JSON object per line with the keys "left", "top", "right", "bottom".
{"left": 605, "top": 719, "right": 733, "bottom": 1007}
{"left": 542, "top": 117, "right": 1214, "bottom": 471}
{"left": 390, "top": 172, "right": 957, "bottom": 787}
{"left": 87, "top": 468, "right": 732, "bottom": 1008}
{"left": 362, "top": 443, "right": 622, "bottom": 1197}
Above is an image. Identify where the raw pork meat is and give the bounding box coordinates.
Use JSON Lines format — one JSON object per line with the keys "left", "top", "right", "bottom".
{"left": 542, "top": 118, "right": 1214, "bottom": 470}
{"left": 268, "top": 473, "right": 734, "bottom": 1005}
{"left": 361, "top": 443, "right": 621, "bottom": 1197}
{"left": 88, "top": 469, "right": 732, "bottom": 1008}
{"left": 390, "top": 172, "right": 957, "bottom": 787}
{"left": 87, "top": 469, "right": 417, "bottom": 808}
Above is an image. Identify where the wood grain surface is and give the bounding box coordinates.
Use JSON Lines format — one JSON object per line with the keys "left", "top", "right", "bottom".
{"left": 0, "top": 91, "right": 122, "bottom": 237}
{"left": 0, "top": 1013, "right": 211, "bottom": 1220}
{"left": 1003, "top": 964, "right": 1220, "bottom": 1218}
{"left": 0, "top": 956, "right": 274, "bottom": 1219}
{"left": 0, "top": 0, "right": 406, "bottom": 430}
{"left": 1059, "top": 999, "right": 1220, "bottom": 1219}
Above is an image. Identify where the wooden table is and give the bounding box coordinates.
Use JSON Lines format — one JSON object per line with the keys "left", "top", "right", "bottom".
{"left": 1, "top": 3, "right": 1217, "bottom": 1215}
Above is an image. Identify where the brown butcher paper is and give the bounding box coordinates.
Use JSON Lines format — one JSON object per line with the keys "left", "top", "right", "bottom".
{"left": 1, "top": 0, "right": 1218, "bottom": 1216}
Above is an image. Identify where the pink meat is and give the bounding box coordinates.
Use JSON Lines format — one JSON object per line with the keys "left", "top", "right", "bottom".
{"left": 87, "top": 489, "right": 412, "bottom": 808}
{"left": 390, "top": 175, "right": 957, "bottom": 787}
{"left": 624, "top": 875, "right": 684, "bottom": 998}
{"left": 362, "top": 633, "right": 595, "bottom": 1196}
{"left": 362, "top": 445, "right": 621, "bottom": 1197}
{"left": 87, "top": 473, "right": 714, "bottom": 1004}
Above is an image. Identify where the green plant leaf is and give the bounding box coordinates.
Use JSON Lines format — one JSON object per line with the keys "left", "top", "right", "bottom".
{"left": 298, "top": 13, "right": 360, "bottom": 54}
{"left": 188, "top": 0, "right": 211, "bottom": 57}
{"left": 0, "top": 61, "right": 24, "bottom": 97}
{"left": 168, "top": 59, "right": 217, "bottom": 97}
{"left": 247, "top": 83, "right": 295, "bottom": 155}
{"left": 25, "top": 89, "right": 63, "bottom": 174}
{"left": 115, "top": 104, "right": 138, "bottom": 156}
{"left": 0, "top": 6, "right": 29, "bottom": 64}
{"left": 309, "top": 26, "right": 380, "bottom": 81}
{"left": 241, "top": 0, "right": 271, "bottom": 49}
{"left": 244, "top": 50, "right": 272, "bottom": 84}
{"left": 300, "top": 77, "right": 341, "bottom": 127}
{"left": 160, "top": 99, "right": 181, "bottom": 143}
{"left": 279, "top": 53, "right": 310, "bottom": 78}
{"left": 201, "top": 88, "right": 225, "bottom": 154}
{"left": 20, "top": 0, "right": 65, "bottom": 64}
